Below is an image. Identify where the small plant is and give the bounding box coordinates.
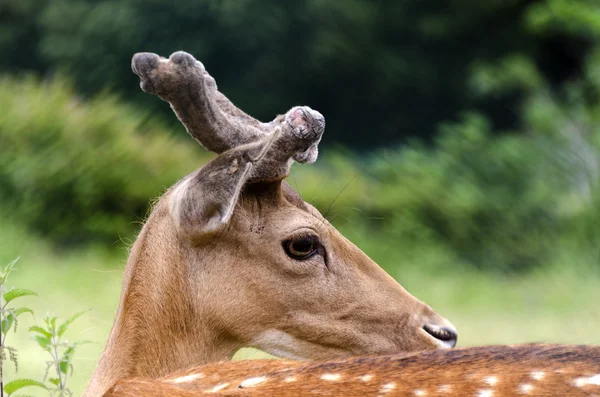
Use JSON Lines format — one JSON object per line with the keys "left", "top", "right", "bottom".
{"left": 0, "top": 258, "right": 91, "bottom": 397}
{"left": 30, "top": 313, "right": 91, "bottom": 397}
{"left": 0, "top": 257, "right": 45, "bottom": 397}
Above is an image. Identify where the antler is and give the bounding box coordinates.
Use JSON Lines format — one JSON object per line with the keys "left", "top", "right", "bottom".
{"left": 133, "top": 51, "right": 326, "bottom": 236}
{"left": 131, "top": 51, "right": 323, "bottom": 164}
{"left": 171, "top": 105, "right": 324, "bottom": 236}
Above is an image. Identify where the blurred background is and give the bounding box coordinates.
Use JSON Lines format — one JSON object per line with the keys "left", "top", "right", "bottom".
{"left": 1, "top": 0, "right": 600, "bottom": 394}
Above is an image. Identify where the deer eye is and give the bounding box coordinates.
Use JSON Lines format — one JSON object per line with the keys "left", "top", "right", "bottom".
{"left": 283, "top": 235, "right": 320, "bottom": 260}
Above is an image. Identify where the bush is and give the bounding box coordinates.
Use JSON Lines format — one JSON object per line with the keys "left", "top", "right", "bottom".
{"left": 0, "top": 75, "right": 209, "bottom": 245}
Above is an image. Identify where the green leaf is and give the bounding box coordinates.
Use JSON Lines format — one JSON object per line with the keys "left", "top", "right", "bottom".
{"left": 63, "top": 344, "right": 76, "bottom": 359}
{"left": 2, "top": 313, "right": 15, "bottom": 334}
{"left": 57, "top": 310, "right": 89, "bottom": 337}
{"left": 3, "top": 288, "right": 38, "bottom": 304}
{"left": 48, "top": 378, "right": 60, "bottom": 387}
{"left": 49, "top": 316, "right": 57, "bottom": 332}
{"left": 32, "top": 335, "right": 51, "bottom": 351}
{"left": 3, "top": 379, "right": 46, "bottom": 395}
{"left": 59, "top": 360, "right": 70, "bottom": 375}
{"left": 29, "top": 325, "right": 52, "bottom": 338}
{"left": 13, "top": 307, "right": 34, "bottom": 317}
{"left": 0, "top": 257, "right": 20, "bottom": 284}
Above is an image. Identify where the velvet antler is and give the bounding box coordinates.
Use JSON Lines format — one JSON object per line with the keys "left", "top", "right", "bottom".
{"left": 131, "top": 51, "right": 324, "bottom": 164}
{"left": 132, "top": 51, "right": 325, "bottom": 236}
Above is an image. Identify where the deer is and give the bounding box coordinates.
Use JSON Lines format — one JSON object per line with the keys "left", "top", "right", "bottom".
{"left": 90, "top": 51, "right": 600, "bottom": 397}
{"left": 108, "top": 344, "right": 600, "bottom": 396}
{"left": 83, "top": 51, "right": 458, "bottom": 397}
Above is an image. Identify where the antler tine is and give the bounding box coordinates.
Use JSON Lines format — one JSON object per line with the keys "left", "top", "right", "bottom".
{"left": 132, "top": 51, "right": 275, "bottom": 154}
{"left": 248, "top": 105, "right": 325, "bottom": 183}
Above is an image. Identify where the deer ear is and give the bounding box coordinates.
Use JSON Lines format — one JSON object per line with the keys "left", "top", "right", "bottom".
{"left": 170, "top": 129, "right": 280, "bottom": 238}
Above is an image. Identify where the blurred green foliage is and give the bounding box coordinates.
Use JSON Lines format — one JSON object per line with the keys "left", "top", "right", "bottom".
{"left": 294, "top": 39, "right": 600, "bottom": 273}
{"left": 0, "top": 0, "right": 598, "bottom": 147}
{"left": 0, "top": 76, "right": 209, "bottom": 244}
{"left": 1, "top": 0, "right": 600, "bottom": 273}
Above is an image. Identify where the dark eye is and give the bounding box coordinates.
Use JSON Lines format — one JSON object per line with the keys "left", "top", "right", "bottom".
{"left": 283, "top": 235, "right": 320, "bottom": 260}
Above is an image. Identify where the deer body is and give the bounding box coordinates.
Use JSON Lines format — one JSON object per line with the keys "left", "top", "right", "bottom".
{"left": 83, "top": 51, "right": 456, "bottom": 397}
{"left": 106, "top": 345, "right": 600, "bottom": 396}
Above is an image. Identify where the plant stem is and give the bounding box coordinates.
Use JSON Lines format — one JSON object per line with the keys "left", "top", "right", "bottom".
{"left": 1, "top": 281, "right": 4, "bottom": 397}
{"left": 52, "top": 337, "right": 65, "bottom": 396}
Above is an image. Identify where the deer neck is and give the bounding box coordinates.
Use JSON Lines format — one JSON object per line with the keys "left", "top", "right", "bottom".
{"left": 84, "top": 205, "right": 238, "bottom": 397}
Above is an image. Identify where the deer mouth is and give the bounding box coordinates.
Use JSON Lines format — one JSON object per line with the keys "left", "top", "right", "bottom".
{"left": 422, "top": 324, "right": 458, "bottom": 349}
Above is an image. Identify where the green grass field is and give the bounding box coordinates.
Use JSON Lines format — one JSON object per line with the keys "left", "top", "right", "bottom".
{"left": 2, "top": 222, "right": 599, "bottom": 396}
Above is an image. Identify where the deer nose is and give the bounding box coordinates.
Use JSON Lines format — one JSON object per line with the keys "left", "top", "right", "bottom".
{"left": 423, "top": 324, "right": 458, "bottom": 348}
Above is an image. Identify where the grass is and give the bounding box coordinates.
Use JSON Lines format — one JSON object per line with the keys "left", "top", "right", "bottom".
{"left": 1, "top": 221, "right": 599, "bottom": 396}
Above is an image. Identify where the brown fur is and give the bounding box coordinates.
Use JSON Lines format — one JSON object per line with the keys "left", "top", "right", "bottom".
{"left": 107, "top": 344, "right": 600, "bottom": 396}
{"left": 84, "top": 52, "right": 454, "bottom": 397}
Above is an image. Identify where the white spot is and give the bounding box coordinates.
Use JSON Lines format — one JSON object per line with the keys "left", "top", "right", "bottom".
{"left": 439, "top": 385, "right": 451, "bottom": 393}
{"left": 321, "top": 373, "right": 341, "bottom": 381}
{"left": 530, "top": 371, "right": 545, "bottom": 381}
{"left": 478, "top": 389, "right": 494, "bottom": 397}
{"left": 573, "top": 374, "right": 600, "bottom": 387}
{"left": 205, "top": 383, "right": 229, "bottom": 393}
{"left": 168, "top": 373, "right": 204, "bottom": 383}
{"left": 284, "top": 376, "right": 297, "bottom": 383}
{"left": 239, "top": 376, "right": 267, "bottom": 388}
{"left": 359, "top": 374, "right": 374, "bottom": 382}
{"left": 518, "top": 384, "right": 533, "bottom": 394}
{"left": 414, "top": 390, "right": 426, "bottom": 396}
{"left": 484, "top": 376, "right": 498, "bottom": 386}
{"left": 380, "top": 383, "right": 396, "bottom": 393}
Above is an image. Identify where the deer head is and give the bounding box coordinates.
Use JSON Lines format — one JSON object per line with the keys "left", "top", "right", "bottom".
{"left": 85, "top": 51, "right": 456, "bottom": 397}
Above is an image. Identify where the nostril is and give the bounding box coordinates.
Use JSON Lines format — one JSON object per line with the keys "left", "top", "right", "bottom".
{"left": 423, "top": 324, "right": 458, "bottom": 348}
